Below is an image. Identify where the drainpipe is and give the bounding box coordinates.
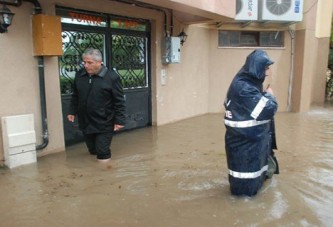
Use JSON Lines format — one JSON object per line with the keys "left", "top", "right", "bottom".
{"left": 36, "top": 56, "right": 49, "bottom": 150}
{"left": 22, "top": 0, "right": 47, "bottom": 150}
{"left": 170, "top": 10, "right": 174, "bottom": 36}
{"left": 287, "top": 28, "right": 296, "bottom": 112}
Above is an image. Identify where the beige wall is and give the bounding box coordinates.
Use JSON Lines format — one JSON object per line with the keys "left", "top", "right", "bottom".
{"left": 155, "top": 24, "right": 211, "bottom": 125}
{"left": 316, "top": 0, "right": 333, "bottom": 38}
{"left": 291, "top": 0, "right": 333, "bottom": 112}
{"left": 292, "top": 30, "right": 305, "bottom": 112}
{"left": 311, "top": 37, "right": 330, "bottom": 105}
{"left": 312, "top": 0, "right": 332, "bottom": 105}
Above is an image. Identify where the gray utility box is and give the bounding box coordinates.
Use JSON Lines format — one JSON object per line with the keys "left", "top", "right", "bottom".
{"left": 162, "top": 36, "right": 181, "bottom": 64}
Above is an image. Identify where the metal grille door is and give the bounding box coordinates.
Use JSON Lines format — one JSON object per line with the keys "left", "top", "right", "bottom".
{"left": 112, "top": 33, "right": 150, "bottom": 129}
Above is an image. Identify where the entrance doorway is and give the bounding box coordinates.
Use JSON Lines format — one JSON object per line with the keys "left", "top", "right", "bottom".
{"left": 57, "top": 7, "right": 151, "bottom": 145}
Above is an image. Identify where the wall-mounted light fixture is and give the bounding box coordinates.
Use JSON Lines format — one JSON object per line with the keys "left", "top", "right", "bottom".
{"left": 0, "top": 4, "right": 14, "bottom": 33}
{"left": 178, "top": 29, "right": 188, "bottom": 46}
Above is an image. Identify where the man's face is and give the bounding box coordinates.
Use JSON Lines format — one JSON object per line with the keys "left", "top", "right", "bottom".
{"left": 83, "top": 55, "right": 102, "bottom": 75}
{"left": 265, "top": 66, "right": 272, "bottom": 77}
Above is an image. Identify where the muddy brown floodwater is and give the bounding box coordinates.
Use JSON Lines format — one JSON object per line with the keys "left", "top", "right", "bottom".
{"left": 1, "top": 105, "right": 333, "bottom": 226}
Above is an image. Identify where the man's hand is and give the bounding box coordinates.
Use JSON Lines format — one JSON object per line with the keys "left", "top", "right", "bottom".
{"left": 265, "top": 84, "right": 274, "bottom": 95}
{"left": 114, "top": 124, "right": 124, "bottom": 131}
{"left": 67, "top": 115, "right": 75, "bottom": 122}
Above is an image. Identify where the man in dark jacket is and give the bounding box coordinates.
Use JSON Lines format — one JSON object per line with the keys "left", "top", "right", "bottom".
{"left": 224, "top": 49, "right": 278, "bottom": 196}
{"left": 67, "top": 48, "right": 126, "bottom": 162}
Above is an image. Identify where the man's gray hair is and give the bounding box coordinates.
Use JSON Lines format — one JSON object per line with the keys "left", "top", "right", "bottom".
{"left": 82, "top": 48, "right": 103, "bottom": 61}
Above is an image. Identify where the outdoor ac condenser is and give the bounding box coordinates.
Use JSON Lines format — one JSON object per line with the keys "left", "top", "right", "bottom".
{"left": 235, "top": 0, "right": 258, "bottom": 21}
{"left": 259, "top": 0, "right": 303, "bottom": 22}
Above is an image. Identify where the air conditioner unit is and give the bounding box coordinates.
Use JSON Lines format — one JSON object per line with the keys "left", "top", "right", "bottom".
{"left": 235, "top": 0, "right": 258, "bottom": 21}
{"left": 259, "top": 0, "right": 303, "bottom": 22}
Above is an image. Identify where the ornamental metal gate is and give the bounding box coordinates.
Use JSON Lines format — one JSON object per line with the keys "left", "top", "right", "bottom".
{"left": 57, "top": 7, "right": 151, "bottom": 145}
{"left": 111, "top": 32, "right": 151, "bottom": 130}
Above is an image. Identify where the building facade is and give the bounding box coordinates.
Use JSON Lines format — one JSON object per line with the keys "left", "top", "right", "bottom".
{"left": 0, "top": 0, "right": 332, "bottom": 163}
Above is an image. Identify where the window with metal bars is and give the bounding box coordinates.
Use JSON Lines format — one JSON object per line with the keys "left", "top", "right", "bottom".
{"left": 218, "top": 30, "right": 284, "bottom": 48}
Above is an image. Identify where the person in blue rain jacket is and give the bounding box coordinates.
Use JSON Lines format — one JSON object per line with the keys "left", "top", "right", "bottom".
{"left": 224, "top": 49, "right": 278, "bottom": 196}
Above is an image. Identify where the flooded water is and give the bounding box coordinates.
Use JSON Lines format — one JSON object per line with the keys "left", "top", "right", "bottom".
{"left": 1, "top": 105, "right": 333, "bottom": 226}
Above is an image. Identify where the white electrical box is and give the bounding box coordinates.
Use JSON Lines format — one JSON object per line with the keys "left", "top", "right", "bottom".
{"left": 1, "top": 114, "right": 37, "bottom": 169}
{"left": 162, "top": 37, "right": 181, "bottom": 64}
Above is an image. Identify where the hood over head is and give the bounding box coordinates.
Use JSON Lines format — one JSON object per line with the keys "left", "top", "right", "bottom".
{"left": 239, "top": 49, "right": 274, "bottom": 82}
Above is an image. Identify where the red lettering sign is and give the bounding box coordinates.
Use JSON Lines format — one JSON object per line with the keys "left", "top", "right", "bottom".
{"left": 69, "top": 12, "right": 102, "bottom": 25}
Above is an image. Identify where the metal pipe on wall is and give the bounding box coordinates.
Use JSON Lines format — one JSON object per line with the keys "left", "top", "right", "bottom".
{"left": 36, "top": 56, "right": 49, "bottom": 150}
